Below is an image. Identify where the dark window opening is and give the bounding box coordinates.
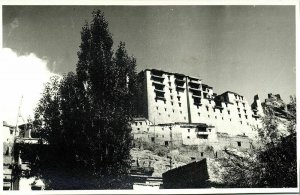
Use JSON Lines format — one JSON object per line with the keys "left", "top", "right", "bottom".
{"left": 198, "top": 134, "right": 208, "bottom": 139}
{"left": 201, "top": 152, "right": 204, "bottom": 157}
{"left": 165, "top": 141, "right": 169, "bottom": 146}
{"left": 151, "top": 137, "right": 155, "bottom": 142}
{"left": 237, "top": 141, "right": 241, "bottom": 147}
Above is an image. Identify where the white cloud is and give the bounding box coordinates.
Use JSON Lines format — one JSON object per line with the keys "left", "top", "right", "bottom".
{"left": 0, "top": 48, "right": 60, "bottom": 125}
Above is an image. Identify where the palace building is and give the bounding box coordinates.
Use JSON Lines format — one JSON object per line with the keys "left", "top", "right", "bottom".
{"left": 131, "top": 69, "right": 265, "bottom": 151}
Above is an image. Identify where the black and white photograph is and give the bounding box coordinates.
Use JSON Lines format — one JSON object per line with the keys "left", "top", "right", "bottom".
{"left": 1, "top": 0, "right": 298, "bottom": 193}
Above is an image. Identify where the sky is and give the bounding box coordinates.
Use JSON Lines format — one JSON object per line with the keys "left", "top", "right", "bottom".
{"left": 1, "top": 5, "right": 296, "bottom": 124}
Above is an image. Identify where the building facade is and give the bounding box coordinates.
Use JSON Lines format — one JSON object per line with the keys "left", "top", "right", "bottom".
{"left": 135, "top": 69, "right": 263, "bottom": 140}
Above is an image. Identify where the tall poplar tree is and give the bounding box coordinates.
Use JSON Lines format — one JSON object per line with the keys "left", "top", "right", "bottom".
{"left": 32, "top": 10, "right": 137, "bottom": 189}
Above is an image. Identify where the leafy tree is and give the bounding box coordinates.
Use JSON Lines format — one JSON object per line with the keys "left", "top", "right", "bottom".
{"left": 31, "top": 10, "right": 137, "bottom": 189}
{"left": 219, "top": 96, "right": 297, "bottom": 188}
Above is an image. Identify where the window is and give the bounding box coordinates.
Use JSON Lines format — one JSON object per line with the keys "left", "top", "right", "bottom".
{"left": 165, "top": 108, "right": 167, "bottom": 111}
{"left": 191, "top": 157, "right": 196, "bottom": 161}
{"left": 184, "top": 117, "right": 186, "bottom": 120}
{"left": 168, "top": 114, "right": 170, "bottom": 117}
{"left": 228, "top": 111, "right": 230, "bottom": 115}
{"left": 135, "top": 122, "right": 137, "bottom": 126}
{"left": 156, "top": 107, "right": 158, "bottom": 110}
{"left": 208, "top": 115, "right": 210, "bottom": 118}
{"left": 180, "top": 111, "right": 182, "bottom": 114}
{"left": 151, "top": 137, "right": 155, "bottom": 142}
{"left": 170, "top": 95, "right": 173, "bottom": 100}
{"left": 244, "top": 110, "right": 247, "bottom": 114}
{"left": 165, "top": 141, "right": 169, "bottom": 146}
{"left": 168, "top": 75, "right": 170, "bottom": 80}
{"left": 208, "top": 129, "right": 211, "bottom": 132}
{"left": 187, "top": 129, "right": 190, "bottom": 133}
{"left": 209, "top": 100, "right": 211, "bottom": 104}
{"left": 239, "top": 114, "right": 241, "bottom": 118}
{"left": 173, "top": 109, "right": 175, "bottom": 113}
{"left": 245, "top": 115, "right": 248, "bottom": 119}
{"left": 237, "top": 141, "right": 241, "bottom": 147}
{"left": 187, "top": 136, "right": 190, "bottom": 139}
{"left": 162, "top": 135, "right": 164, "bottom": 138}
{"left": 238, "top": 108, "right": 240, "bottom": 112}
{"left": 242, "top": 103, "right": 245, "bottom": 107}
{"left": 230, "top": 118, "right": 232, "bottom": 121}
{"left": 201, "top": 152, "right": 204, "bottom": 157}
{"left": 177, "top": 96, "right": 181, "bottom": 101}
{"left": 137, "top": 128, "right": 140, "bottom": 130}
{"left": 213, "top": 108, "right": 216, "bottom": 112}
{"left": 222, "top": 117, "right": 224, "bottom": 120}
{"left": 206, "top": 107, "right": 209, "bottom": 111}
{"left": 247, "top": 123, "right": 249, "bottom": 126}
{"left": 169, "top": 89, "right": 172, "bottom": 93}
{"left": 162, "top": 128, "right": 164, "bottom": 131}
{"left": 171, "top": 102, "right": 173, "bottom": 106}
{"left": 168, "top": 82, "right": 171, "bottom": 86}
{"left": 215, "top": 116, "right": 217, "bottom": 119}
{"left": 179, "top": 103, "right": 181, "bottom": 107}
{"left": 198, "top": 112, "right": 200, "bottom": 116}
{"left": 236, "top": 102, "right": 239, "bottom": 106}
{"left": 240, "top": 121, "right": 242, "bottom": 124}
{"left": 139, "top": 122, "right": 142, "bottom": 125}
{"left": 147, "top": 128, "right": 149, "bottom": 131}
{"left": 159, "top": 113, "right": 161, "bottom": 116}
{"left": 225, "top": 103, "right": 228, "bottom": 107}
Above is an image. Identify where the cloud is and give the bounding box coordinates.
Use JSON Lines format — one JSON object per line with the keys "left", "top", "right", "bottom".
{"left": 0, "top": 48, "right": 60, "bottom": 125}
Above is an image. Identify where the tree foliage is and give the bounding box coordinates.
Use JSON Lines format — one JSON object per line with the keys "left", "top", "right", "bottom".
{"left": 32, "top": 10, "right": 137, "bottom": 189}
{"left": 220, "top": 96, "right": 297, "bottom": 188}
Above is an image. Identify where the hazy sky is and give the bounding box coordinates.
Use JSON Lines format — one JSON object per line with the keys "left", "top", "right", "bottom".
{"left": 3, "top": 6, "right": 295, "bottom": 103}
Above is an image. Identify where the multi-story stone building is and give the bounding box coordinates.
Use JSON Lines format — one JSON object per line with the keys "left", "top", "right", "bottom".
{"left": 134, "top": 69, "right": 263, "bottom": 144}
